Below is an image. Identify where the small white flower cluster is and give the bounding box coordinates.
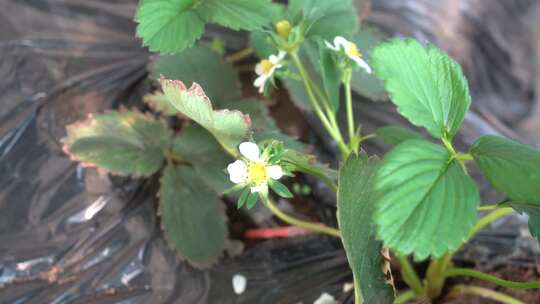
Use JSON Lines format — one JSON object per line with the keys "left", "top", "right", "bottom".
{"left": 253, "top": 51, "right": 286, "bottom": 93}
{"left": 227, "top": 142, "right": 283, "bottom": 193}
{"left": 325, "top": 36, "right": 372, "bottom": 74}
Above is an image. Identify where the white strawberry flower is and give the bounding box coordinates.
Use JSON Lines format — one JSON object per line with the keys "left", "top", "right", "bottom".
{"left": 227, "top": 142, "right": 283, "bottom": 193}
{"left": 253, "top": 51, "right": 287, "bottom": 93}
{"left": 325, "top": 36, "right": 372, "bottom": 74}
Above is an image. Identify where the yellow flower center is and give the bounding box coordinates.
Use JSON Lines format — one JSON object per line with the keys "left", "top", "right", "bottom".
{"left": 346, "top": 42, "right": 361, "bottom": 58}
{"left": 247, "top": 163, "right": 268, "bottom": 184}
{"left": 259, "top": 59, "right": 275, "bottom": 75}
{"left": 275, "top": 20, "right": 292, "bottom": 40}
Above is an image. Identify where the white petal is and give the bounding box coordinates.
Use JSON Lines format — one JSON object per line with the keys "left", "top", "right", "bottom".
{"left": 227, "top": 160, "right": 248, "bottom": 184}
{"left": 269, "top": 54, "right": 279, "bottom": 64}
{"left": 266, "top": 165, "right": 283, "bottom": 180}
{"left": 254, "top": 75, "right": 267, "bottom": 88}
{"left": 352, "top": 57, "right": 372, "bottom": 74}
{"left": 239, "top": 142, "right": 261, "bottom": 162}
{"left": 255, "top": 63, "right": 264, "bottom": 76}
{"left": 232, "top": 274, "right": 247, "bottom": 295}
{"left": 277, "top": 51, "right": 287, "bottom": 60}
{"left": 334, "top": 36, "right": 349, "bottom": 50}
{"left": 250, "top": 183, "right": 268, "bottom": 193}
{"left": 325, "top": 40, "right": 338, "bottom": 51}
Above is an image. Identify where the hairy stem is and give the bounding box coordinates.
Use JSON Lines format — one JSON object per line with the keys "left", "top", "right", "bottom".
{"left": 265, "top": 197, "right": 341, "bottom": 238}
{"left": 469, "top": 207, "right": 514, "bottom": 239}
{"left": 291, "top": 52, "right": 349, "bottom": 156}
{"left": 343, "top": 69, "right": 355, "bottom": 148}
{"left": 448, "top": 285, "right": 525, "bottom": 304}
{"left": 443, "top": 268, "right": 540, "bottom": 289}
{"left": 397, "top": 255, "right": 425, "bottom": 296}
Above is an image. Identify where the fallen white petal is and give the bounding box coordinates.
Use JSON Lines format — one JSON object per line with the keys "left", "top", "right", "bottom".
{"left": 232, "top": 274, "right": 247, "bottom": 295}
{"left": 352, "top": 56, "right": 372, "bottom": 74}
{"left": 239, "top": 142, "right": 261, "bottom": 162}
{"left": 227, "top": 160, "right": 248, "bottom": 184}
{"left": 313, "top": 292, "right": 337, "bottom": 304}
{"left": 267, "top": 165, "right": 283, "bottom": 180}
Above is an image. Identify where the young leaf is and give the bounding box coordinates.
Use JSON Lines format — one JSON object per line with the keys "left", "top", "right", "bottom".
{"left": 471, "top": 135, "right": 540, "bottom": 204}
{"left": 63, "top": 110, "right": 172, "bottom": 176}
{"left": 371, "top": 39, "right": 471, "bottom": 139}
{"left": 282, "top": 149, "right": 337, "bottom": 182}
{"left": 159, "top": 164, "right": 227, "bottom": 268}
{"left": 374, "top": 125, "right": 422, "bottom": 146}
{"left": 135, "top": 0, "right": 205, "bottom": 54}
{"left": 143, "top": 91, "right": 179, "bottom": 116}
{"left": 153, "top": 46, "right": 241, "bottom": 104}
{"left": 172, "top": 124, "right": 233, "bottom": 193}
{"left": 160, "top": 78, "right": 251, "bottom": 155}
{"left": 374, "top": 139, "right": 480, "bottom": 260}
{"left": 288, "top": 0, "right": 358, "bottom": 40}
{"left": 337, "top": 152, "right": 395, "bottom": 303}
{"left": 269, "top": 180, "right": 293, "bottom": 198}
{"left": 196, "top": 0, "right": 278, "bottom": 30}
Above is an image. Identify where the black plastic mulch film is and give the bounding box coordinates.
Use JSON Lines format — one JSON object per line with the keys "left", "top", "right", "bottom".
{"left": 0, "top": 1, "right": 351, "bottom": 303}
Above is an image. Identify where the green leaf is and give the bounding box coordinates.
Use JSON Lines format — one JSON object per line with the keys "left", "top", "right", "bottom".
{"left": 372, "top": 39, "right": 471, "bottom": 139}
{"left": 288, "top": 0, "right": 358, "bottom": 40}
{"left": 374, "top": 139, "right": 480, "bottom": 260}
{"left": 159, "top": 164, "right": 227, "bottom": 268}
{"left": 135, "top": 0, "right": 205, "bottom": 54}
{"left": 143, "top": 91, "right": 179, "bottom": 116}
{"left": 337, "top": 152, "right": 395, "bottom": 303}
{"left": 471, "top": 135, "right": 540, "bottom": 204}
{"left": 196, "top": 0, "right": 278, "bottom": 30}
{"left": 374, "top": 125, "right": 422, "bottom": 146}
{"left": 320, "top": 45, "right": 341, "bottom": 112}
{"left": 153, "top": 46, "right": 241, "bottom": 103}
{"left": 172, "top": 124, "right": 233, "bottom": 193}
{"left": 350, "top": 27, "right": 387, "bottom": 100}
{"left": 269, "top": 180, "right": 293, "bottom": 198}
{"left": 510, "top": 204, "right": 540, "bottom": 245}
{"left": 249, "top": 31, "right": 279, "bottom": 58}
{"left": 160, "top": 78, "right": 251, "bottom": 155}
{"left": 63, "top": 110, "right": 172, "bottom": 176}
{"left": 237, "top": 187, "right": 251, "bottom": 208}
{"left": 220, "top": 98, "right": 305, "bottom": 151}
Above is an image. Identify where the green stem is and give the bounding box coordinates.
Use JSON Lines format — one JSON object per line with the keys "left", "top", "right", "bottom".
{"left": 443, "top": 268, "right": 540, "bottom": 289}
{"left": 343, "top": 69, "right": 355, "bottom": 148}
{"left": 469, "top": 207, "right": 514, "bottom": 239}
{"left": 225, "top": 47, "right": 254, "bottom": 63}
{"left": 397, "top": 255, "right": 425, "bottom": 296}
{"left": 290, "top": 52, "right": 349, "bottom": 157}
{"left": 449, "top": 285, "right": 525, "bottom": 304}
{"left": 393, "top": 290, "right": 416, "bottom": 304}
{"left": 265, "top": 197, "right": 341, "bottom": 238}
{"left": 478, "top": 204, "right": 499, "bottom": 211}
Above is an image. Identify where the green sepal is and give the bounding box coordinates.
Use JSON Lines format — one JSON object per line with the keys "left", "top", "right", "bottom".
{"left": 269, "top": 179, "right": 293, "bottom": 198}
{"left": 237, "top": 187, "right": 251, "bottom": 209}
{"left": 246, "top": 192, "right": 259, "bottom": 209}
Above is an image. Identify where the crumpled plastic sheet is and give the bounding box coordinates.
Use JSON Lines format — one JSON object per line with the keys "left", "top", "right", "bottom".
{"left": 0, "top": 1, "right": 350, "bottom": 303}
{"left": 1, "top": 1, "right": 538, "bottom": 303}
